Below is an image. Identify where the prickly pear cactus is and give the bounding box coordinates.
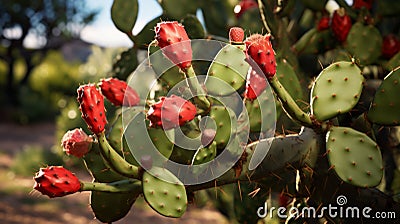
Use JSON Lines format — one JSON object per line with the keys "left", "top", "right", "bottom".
{"left": 42, "top": 0, "right": 400, "bottom": 223}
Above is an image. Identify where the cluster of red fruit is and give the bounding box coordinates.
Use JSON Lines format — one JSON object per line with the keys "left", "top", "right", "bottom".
{"left": 34, "top": 20, "right": 278, "bottom": 198}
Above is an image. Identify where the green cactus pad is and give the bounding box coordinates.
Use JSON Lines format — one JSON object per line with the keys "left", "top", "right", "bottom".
{"left": 181, "top": 14, "right": 205, "bottom": 39}
{"left": 326, "top": 127, "right": 383, "bottom": 187}
{"left": 245, "top": 88, "right": 276, "bottom": 133}
{"left": 192, "top": 141, "right": 217, "bottom": 165}
{"left": 90, "top": 190, "right": 138, "bottom": 223}
{"left": 311, "top": 61, "right": 364, "bottom": 121}
{"left": 368, "top": 68, "right": 400, "bottom": 125}
{"left": 386, "top": 51, "right": 400, "bottom": 71}
{"left": 293, "top": 28, "right": 334, "bottom": 55}
{"left": 142, "top": 167, "right": 187, "bottom": 218}
{"left": 206, "top": 44, "right": 249, "bottom": 96}
{"left": 112, "top": 47, "right": 138, "bottom": 80}
{"left": 83, "top": 144, "right": 128, "bottom": 182}
{"left": 276, "top": 58, "right": 304, "bottom": 107}
{"left": 345, "top": 22, "right": 382, "bottom": 65}
{"left": 124, "top": 112, "right": 175, "bottom": 166}
{"left": 208, "top": 105, "right": 236, "bottom": 148}
{"left": 111, "top": 0, "right": 138, "bottom": 34}
{"left": 159, "top": 0, "right": 199, "bottom": 20}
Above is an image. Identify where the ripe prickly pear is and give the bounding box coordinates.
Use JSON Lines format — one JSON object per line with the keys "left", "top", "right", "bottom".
{"left": 155, "top": 21, "right": 192, "bottom": 71}
{"left": 147, "top": 95, "right": 197, "bottom": 130}
{"left": 244, "top": 68, "right": 267, "bottom": 100}
{"left": 382, "top": 34, "right": 400, "bottom": 59}
{"left": 234, "top": 0, "right": 258, "bottom": 18}
{"left": 229, "top": 27, "right": 245, "bottom": 43}
{"left": 99, "top": 77, "right": 140, "bottom": 107}
{"left": 331, "top": 8, "right": 352, "bottom": 42}
{"left": 61, "top": 128, "right": 92, "bottom": 158}
{"left": 33, "top": 166, "right": 81, "bottom": 198}
{"left": 77, "top": 84, "right": 107, "bottom": 135}
{"left": 352, "top": 0, "right": 373, "bottom": 10}
{"left": 245, "top": 34, "right": 277, "bottom": 79}
{"left": 317, "top": 17, "right": 330, "bottom": 31}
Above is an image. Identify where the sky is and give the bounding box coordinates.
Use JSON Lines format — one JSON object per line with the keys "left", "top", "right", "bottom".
{"left": 80, "top": 0, "right": 163, "bottom": 47}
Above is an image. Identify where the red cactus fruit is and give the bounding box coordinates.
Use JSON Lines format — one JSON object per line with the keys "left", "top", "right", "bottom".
{"left": 155, "top": 21, "right": 192, "bottom": 71}
{"left": 317, "top": 17, "right": 330, "bottom": 31}
{"left": 77, "top": 84, "right": 107, "bottom": 135}
{"left": 61, "top": 128, "right": 92, "bottom": 158}
{"left": 352, "top": 0, "right": 373, "bottom": 10}
{"left": 234, "top": 0, "right": 258, "bottom": 18}
{"left": 331, "top": 8, "right": 352, "bottom": 42}
{"left": 99, "top": 77, "right": 140, "bottom": 107}
{"left": 229, "top": 27, "right": 245, "bottom": 43}
{"left": 33, "top": 166, "right": 81, "bottom": 198}
{"left": 245, "top": 68, "right": 267, "bottom": 100}
{"left": 147, "top": 95, "right": 197, "bottom": 130}
{"left": 382, "top": 34, "right": 400, "bottom": 59}
{"left": 245, "top": 34, "right": 277, "bottom": 79}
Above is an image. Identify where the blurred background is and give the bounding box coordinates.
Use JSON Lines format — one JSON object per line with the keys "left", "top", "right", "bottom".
{"left": 0, "top": 0, "right": 227, "bottom": 223}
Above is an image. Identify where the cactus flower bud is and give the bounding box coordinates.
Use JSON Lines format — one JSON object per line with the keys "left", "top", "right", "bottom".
{"left": 155, "top": 21, "right": 192, "bottom": 71}
{"left": 245, "top": 34, "right": 277, "bottom": 79}
{"left": 317, "top": 17, "right": 330, "bottom": 31}
{"left": 61, "top": 128, "right": 92, "bottom": 158}
{"left": 77, "top": 84, "right": 107, "bottom": 135}
{"left": 99, "top": 77, "right": 140, "bottom": 107}
{"left": 33, "top": 166, "right": 81, "bottom": 198}
{"left": 352, "top": 0, "right": 373, "bottom": 10}
{"left": 382, "top": 34, "right": 400, "bottom": 59}
{"left": 147, "top": 95, "right": 197, "bottom": 130}
{"left": 229, "top": 27, "right": 245, "bottom": 43}
{"left": 331, "top": 8, "right": 352, "bottom": 42}
{"left": 234, "top": 0, "right": 258, "bottom": 18}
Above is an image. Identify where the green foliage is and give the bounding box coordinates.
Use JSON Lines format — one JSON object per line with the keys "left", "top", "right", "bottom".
{"left": 111, "top": 0, "right": 139, "bottom": 34}
{"left": 11, "top": 145, "right": 63, "bottom": 177}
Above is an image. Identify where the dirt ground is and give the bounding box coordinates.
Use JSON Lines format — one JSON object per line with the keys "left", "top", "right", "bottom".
{"left": 0, "top": 122, "right": 228, "bottom": 224}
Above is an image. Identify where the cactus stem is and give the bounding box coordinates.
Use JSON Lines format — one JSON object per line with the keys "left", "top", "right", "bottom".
{"left": 81, "top": 180, "right": 141, "bottom": 193}
{"left": 184, "top": 65, "right": 211, "bottom": 111}
{"left": 97, "top": 132, "right": 140, "bottom": 179}
{"left": 269, "top": 76, "right": 313, "bottom": 127}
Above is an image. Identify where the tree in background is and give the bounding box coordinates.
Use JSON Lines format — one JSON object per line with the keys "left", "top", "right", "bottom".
{"left": 0, "top": 0, "right": 97, "bottom": 105}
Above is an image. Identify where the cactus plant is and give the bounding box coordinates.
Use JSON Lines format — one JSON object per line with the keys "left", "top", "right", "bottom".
{"left": 40, "top": 0, "right": 400, "bottom": 223}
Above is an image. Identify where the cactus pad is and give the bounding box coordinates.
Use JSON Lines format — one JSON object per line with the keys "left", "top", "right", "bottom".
{"left": 142, "top": 167, "right": 187, "bottom": 217}
{"left": 124, "top": 112, "right": 175, "bottom": 166}
{"left": 208, "top": 105, "right": 236, "bottom": 148}
{"left": 111, "top": 0, "right": 138, "bottom": 34}
{"left": 326, "top": 127, "right": 383, "bottom": 187}
{"left": 192, "top": 141, "right": 217, "bottom": 165}
{"left": 90, "top": 190, "right": 138, "bottom": 223}
{"left": 345, "top": 22, "right": 382, "bottom": 65}
{"left": 311, "top": 61, "right": 364, "bottom": 121}
{"left": 206, "top": 44, "right": 249, "bottom": 96}
{"left": 368, "top": 68, "right": 400, "bottom": 125}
